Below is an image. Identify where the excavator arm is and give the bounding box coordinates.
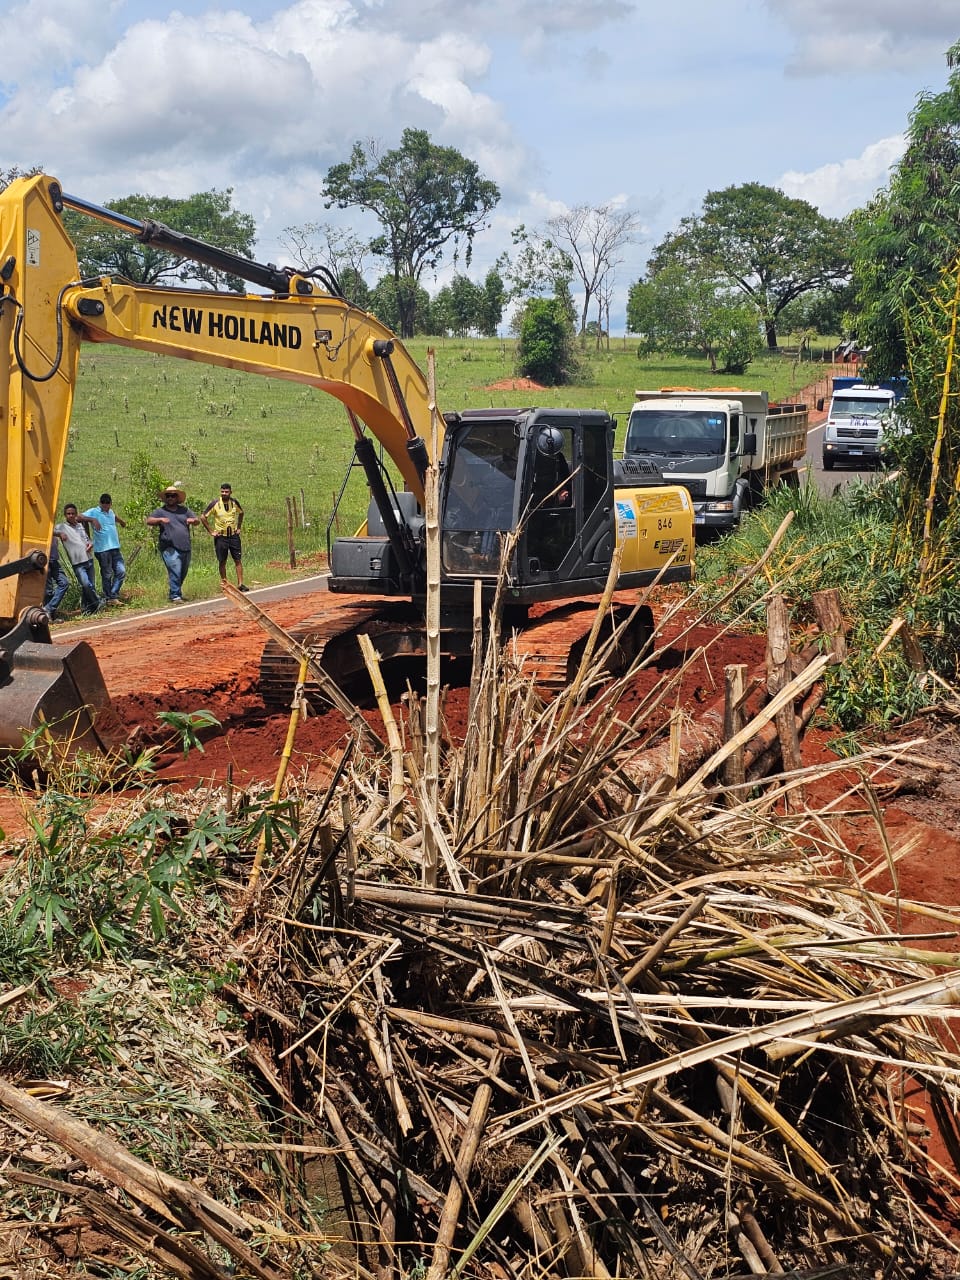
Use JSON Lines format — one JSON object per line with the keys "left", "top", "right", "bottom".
{"left": 0, "top": 171, "right": 441, "bottom": 751}
{"left": 62, "top": 279, "right": 434, "bottom": 495}
{"left": 0, "top": 172, "right": 694, "bottom": 753}
{"left": 1, "top": 172, "right": 440, "bottom": 627}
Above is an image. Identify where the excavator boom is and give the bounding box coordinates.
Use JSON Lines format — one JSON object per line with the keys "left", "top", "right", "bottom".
{"left": 0, "top": 172, "right": 441, "bottom": 752}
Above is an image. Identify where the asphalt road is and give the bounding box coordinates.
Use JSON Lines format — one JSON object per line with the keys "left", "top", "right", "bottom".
{"left": 803, "top": 417, "right": 878, "bottom": 494}
{"left": 58, "top": 571, "right": 331, "bottom": 641}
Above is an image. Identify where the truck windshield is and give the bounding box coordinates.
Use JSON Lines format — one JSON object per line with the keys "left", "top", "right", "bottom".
{"left": 625, "top": 409, "right": 727, "bottom": 455}
{"left": 830, "top": 397, "right": 889, "bottom": 419}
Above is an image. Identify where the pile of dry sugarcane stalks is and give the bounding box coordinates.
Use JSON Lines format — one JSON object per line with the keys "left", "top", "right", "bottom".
{"left": 232, "top": 577, "right": 960, "bottom": 1280}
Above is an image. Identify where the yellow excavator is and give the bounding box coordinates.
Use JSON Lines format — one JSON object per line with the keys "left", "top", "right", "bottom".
{"left": 0, "top": 172, "right": 694, "bottom": 752}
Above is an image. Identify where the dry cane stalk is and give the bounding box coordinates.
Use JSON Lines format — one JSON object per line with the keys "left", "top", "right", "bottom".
{"left": 424, "top": 347, "right": 441, "bottom": 887}
{"left": 358, "top": 633, "right": 405, "bottom": 841}
{"left": 425, "top": 1065, "right": 497, "bottom": 1280}
{"left": 221, "top": 580, "right": 383, "bottom": 749}
{"left": 239, "top": 653, "right": 309, "bottom": 910}
{"left": 0, "top": 1075, "right": 286, "bottom": 1280}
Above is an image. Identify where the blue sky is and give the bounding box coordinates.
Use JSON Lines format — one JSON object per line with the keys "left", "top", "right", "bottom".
{"left": 1, "top": 0, "right": 957, "bottom": 329}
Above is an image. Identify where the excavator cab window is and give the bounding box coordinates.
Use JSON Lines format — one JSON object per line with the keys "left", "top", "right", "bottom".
{"left": 441, "top": 421, "right": 520, "bottom": 574}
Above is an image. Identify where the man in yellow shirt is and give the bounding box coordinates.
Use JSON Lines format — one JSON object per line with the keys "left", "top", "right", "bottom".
{"left": 201, "top": 482, "right": 248, "bottom": 591}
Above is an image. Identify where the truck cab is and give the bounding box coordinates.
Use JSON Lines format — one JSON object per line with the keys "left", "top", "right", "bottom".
{"left": 624, "top": 389, "right": 807, "bottom": 535}
{"left": 821, "top": 382, "right": 898, "bottom": 471}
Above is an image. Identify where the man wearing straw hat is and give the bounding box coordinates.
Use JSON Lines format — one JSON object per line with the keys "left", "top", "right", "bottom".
{"left": 145, "top": 482, "right": 200, "bottom": 604}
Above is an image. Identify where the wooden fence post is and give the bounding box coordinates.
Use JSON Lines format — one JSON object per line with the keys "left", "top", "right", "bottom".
{"left": 766, "top": 595, "right": 803, "bottom": 804}
{"left": 285, "top": 496, "right": 296, "bottom": 568}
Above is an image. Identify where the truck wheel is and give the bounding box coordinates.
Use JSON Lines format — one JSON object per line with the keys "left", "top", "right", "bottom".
{"left": 781, "top": 468, "right": 800, "bottom": 490}
{"left": 822, "top": 455, "right": 834, "bottom": 471}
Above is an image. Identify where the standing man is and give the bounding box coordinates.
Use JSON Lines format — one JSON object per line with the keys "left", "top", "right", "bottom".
{"left": 83, "top": 492, "right": 127, "bottom": 604}
{"left": 146, "top": 483, "right": 200, "bottom": 603}
{"left": 43, "top": 528, "right": 70, "bottom": 621}
{"left": 201, "top": 482, "right": 249, "bottom": 592}
{"left": 54, "top": 503, "right": 103, "bottom": 615}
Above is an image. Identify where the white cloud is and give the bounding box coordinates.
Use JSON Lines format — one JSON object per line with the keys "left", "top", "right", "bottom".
{"left": 0, "top": 0, "right": 124, "bottom": 85}
{"left": 6, "top": 1, "right": 590, "bottom": 292}
{"left": 767, "top": 0, "right": 958, "bottom": 76}
{"left": 778, "top": 135, "right": 905, "bottom": 217}
{"left": 0, "top": 0, "right": 532, "bottom": 235}
{"left": 353, "top": 0, "right": 632, "bottom": 41}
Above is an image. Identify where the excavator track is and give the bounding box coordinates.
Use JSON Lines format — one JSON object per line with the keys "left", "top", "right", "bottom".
{"left": 259, "top": 594, "right": 654, "bottom": 712}
{"left": 508, "top": 599, "right": 655, "bottom": 692}
{"left": 259, "top": 598, "right": 441, "bottom": 712}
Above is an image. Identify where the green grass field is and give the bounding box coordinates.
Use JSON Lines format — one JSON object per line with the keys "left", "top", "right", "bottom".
{"left": 56, "top": 336, "right": 826, "bottom": 611}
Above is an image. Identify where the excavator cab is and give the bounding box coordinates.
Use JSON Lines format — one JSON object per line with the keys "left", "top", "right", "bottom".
{"left": 440, "top": 408, "right": 677, "bottom": 602}
{"left": 440, "top": 409, "right": 601, "bottom": 588}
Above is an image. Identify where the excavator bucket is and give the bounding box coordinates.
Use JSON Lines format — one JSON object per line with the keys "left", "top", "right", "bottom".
{"left": 0, "top": 611, "right": 121, "bottom": 755}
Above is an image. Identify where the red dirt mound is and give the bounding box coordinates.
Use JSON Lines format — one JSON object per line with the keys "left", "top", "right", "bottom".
{"left": 484, "top": 377, "right": 546, "bottom": 391}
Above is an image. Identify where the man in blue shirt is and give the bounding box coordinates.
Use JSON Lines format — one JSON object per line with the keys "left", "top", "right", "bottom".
{"left": 83, "top": 492, "right": 127, "bottom": 604}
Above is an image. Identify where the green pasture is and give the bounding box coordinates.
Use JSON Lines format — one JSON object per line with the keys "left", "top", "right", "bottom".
{"left": 56, "top": 337, "right": 828, "bottom": 612}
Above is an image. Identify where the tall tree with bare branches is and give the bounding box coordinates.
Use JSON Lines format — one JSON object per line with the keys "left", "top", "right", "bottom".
{"left": 546, "top": 203, "right": 645, "bottom": 338}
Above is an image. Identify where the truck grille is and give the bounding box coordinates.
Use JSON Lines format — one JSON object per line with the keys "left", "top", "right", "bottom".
{"left": 615, "top": 456, "right": 664, "bottom": 487}
{"left": 837, "top": 426, "right": 880, "bottom": 440}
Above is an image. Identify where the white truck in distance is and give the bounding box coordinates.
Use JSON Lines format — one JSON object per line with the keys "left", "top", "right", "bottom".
{"left": 819, "top": 381, "right": 901, "bottom": 471}
{"left": 624, "top": 389, "right": 809, "bottom": 534}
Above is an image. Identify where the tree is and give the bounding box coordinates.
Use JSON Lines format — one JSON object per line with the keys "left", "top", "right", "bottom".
{"left": 63, "top": 190, "right": 257, "bottom": 292}
{"left": 546, "top": 203, "right": 644, "bottom": 338}
{"left": 776, "top": 282, "right": 856, "bottom": 339}
{"left": 279, "top": 221, "right": 372, "bottom": 307}
{"left": 515, "top": 294, "right": 580, "bottom": 386}
{"left": 505, "top": 225, "right": 574, "bottom": 301}
{"left": 442, "top": 274, "right": 482, "bottom": 337}
{"left": 323, "top": 129, "right": 500, "bottom": 338}
{"left": 649, "top": 183, "right": 850, "bottom": 350}
{"left": 434, "top": 268, "right": 504, "bottom": 337}
{"left": 627, "top": 262, "right": 761, "bottom": 373}
{"left": 476, "top": 267, "right": 506, "bottom": 338}
{"left": 336, "top": 267, "right": 372, "bottom": 312}
{"left": 127, "top": 450, "right": 168, "bottom": 529}
{"left": 368, "top": 275, "right": 434, "bottom": 336}
{"left": 852, "top": 40, "right": 960, "bottom": 379}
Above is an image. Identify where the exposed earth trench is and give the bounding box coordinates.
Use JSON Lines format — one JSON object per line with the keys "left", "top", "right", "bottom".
{"left": 10, "top": 581, "right": 960, "bottom": 907}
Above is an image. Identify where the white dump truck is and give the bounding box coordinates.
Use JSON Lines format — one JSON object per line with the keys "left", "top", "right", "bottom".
{"left": 624, "top": 388, "right": 809, "bottom": 534}
{"left": 819, "top": 379, "right": 905, "bottom": 471}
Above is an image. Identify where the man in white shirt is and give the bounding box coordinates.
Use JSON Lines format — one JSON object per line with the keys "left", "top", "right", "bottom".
{"left": 53, "top": 503, "right": 103, "bottom": 615}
